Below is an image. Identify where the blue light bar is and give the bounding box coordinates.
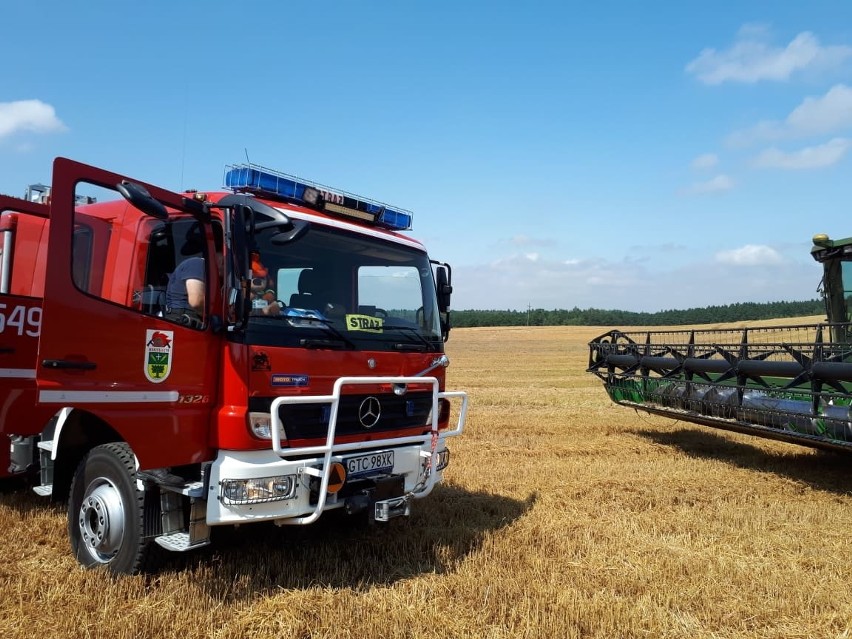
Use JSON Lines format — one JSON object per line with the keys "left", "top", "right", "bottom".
{"left": 223, "top": 163, "right": 413, "bottom": 231}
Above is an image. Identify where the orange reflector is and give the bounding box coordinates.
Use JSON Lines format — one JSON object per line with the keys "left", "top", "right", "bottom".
{"left": 326, "top": 462, "right": 347, "bottom": 494}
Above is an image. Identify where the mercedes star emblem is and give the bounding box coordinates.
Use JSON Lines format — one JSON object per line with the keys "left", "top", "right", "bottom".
{"left": 358, "top": 396, "right": 381, "bottom": 428}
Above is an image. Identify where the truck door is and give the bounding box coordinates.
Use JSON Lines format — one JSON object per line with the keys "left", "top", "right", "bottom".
{"left": 36, "top": 158, "right": 221, "bottom": 470}
{"left": 0, "top": 196, "right": 51, "bottom": 477}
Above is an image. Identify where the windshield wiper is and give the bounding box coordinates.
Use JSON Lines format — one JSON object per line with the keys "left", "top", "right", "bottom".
{"left": 300, "top": 337, "right": 350, "bottom": 350}
{"left": 381, "top": 324, "right": 436, "bottom": 352}
{"left": 256, "top": 311, "right": 356, "bottom": 349}
{"left": 299, "top": 317, "right": 356, "bottom": 349}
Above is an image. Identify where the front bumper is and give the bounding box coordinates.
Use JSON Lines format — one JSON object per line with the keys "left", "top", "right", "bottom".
{"left": 206, "top": 376, "right": 467, "bottom": 526}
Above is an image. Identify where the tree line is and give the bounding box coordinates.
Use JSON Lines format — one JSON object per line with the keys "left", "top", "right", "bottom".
{"left": 450, "top": 300, "right": 825, "bottom": 328}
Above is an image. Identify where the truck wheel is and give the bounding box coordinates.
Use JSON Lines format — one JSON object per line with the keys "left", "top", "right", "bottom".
{"left": 68, "top": 442, "right": 150, "bottom": 574}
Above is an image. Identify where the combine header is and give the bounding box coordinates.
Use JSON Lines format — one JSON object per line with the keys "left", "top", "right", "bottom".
{"left": 587, "top": 233, "right": 852, "bottom": 453}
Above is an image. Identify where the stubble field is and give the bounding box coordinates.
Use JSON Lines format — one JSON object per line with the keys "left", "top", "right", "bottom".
{"left": 2, "top": 321, "right": 852, "bottom": 638}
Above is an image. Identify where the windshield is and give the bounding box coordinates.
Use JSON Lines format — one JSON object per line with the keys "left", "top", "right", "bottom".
{"left": 239, "top": 221, "right": 443, "bottom": 352}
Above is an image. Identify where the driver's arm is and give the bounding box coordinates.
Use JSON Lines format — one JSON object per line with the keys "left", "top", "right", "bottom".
{"left": 186, "top": 278, "right": 205, "bottom": 311}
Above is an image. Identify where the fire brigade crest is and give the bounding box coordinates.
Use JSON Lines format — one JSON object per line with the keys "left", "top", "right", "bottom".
{"left": 144, "top": 329, "right": 173, "bottom": 383}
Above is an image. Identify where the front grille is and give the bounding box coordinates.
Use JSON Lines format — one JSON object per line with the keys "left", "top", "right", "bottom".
{"left": 275, "top": 391, "right": 433, "bottom": 440}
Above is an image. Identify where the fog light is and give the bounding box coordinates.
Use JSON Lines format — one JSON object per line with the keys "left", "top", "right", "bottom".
{"left": 249, "top": 412, "right": 277, "bottom": 440}
{"left": 220, "top": 475, "right": 297, "bottom": 504}
{"left": 435, "top": 449, "right": 450, "bottom": 471}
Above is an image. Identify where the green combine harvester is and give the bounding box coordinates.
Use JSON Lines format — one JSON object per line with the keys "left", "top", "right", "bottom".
{"left": 587, "top": 234, "right": 852, "bottom": 452}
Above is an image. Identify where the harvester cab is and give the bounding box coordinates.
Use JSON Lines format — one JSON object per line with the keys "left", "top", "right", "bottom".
{"left": 812, "top": 233, "right": 852, "bottom": 341}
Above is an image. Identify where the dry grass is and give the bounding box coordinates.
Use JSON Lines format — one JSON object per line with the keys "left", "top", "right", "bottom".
{"left": 2, "top": 321, "right": 852, "bottom": 638}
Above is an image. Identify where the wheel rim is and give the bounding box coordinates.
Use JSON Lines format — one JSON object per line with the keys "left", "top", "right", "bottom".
{"left": 77, "top": 478, "right": 126, "bottom": 564}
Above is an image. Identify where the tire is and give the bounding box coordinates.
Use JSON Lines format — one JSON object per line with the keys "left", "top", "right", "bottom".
{"left": 68, "top": 442, "right": 152, "bottom": 575}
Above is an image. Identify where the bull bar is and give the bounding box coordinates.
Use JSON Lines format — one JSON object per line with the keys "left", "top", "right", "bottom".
{"left": 269, "top": 376, "right": 468, "bottom": 525}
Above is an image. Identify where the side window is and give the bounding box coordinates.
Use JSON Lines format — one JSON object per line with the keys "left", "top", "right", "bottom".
{"left": 70, "top": 182, "right": 128, "bottom": 307}
{"left": 136, "top": 219, "right": 222, "bottom": 324}
{"left": 71, "top": 226, "right": 93, "bottom": 292}
{"left": 70, "top": 181, "right": 219, "bottom": 330}
{"left": 842, "top": 261, "right": 852, "bottom": 323}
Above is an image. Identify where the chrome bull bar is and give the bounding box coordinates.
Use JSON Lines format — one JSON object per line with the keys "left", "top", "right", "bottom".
{"left": 269, "top": 376, "right": 468, "bottom": 525}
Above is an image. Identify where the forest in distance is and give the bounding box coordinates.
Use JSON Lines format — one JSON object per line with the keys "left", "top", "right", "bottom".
{"left": 451, "top": 299, "right": 825, "bottom": 328}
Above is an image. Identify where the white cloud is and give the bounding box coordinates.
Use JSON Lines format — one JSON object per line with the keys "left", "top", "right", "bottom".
{"left": 681, "top": 174, "right": 734, "bottom": 195}
{"left": 715, "top": 245, "right": 783, "bottom": 266}
{"left": 508, "top": 234, "right": 556, "bottom": 248}
{"left": 452, "top": 250, "right": 816, "bottom": 312}
{"left": 686, "top": 28, "right": 852, "bottom": 85}
{"left": 629, "top": 242, "right": 688, "bottom": 254}
{"left": 459, "top": 253, "right": 648, "bottom": 310}
{"left": 0, "top": 100, "right": 66, "bottom": 139}
{"left": 786, "top": 84, "right": 852, "bottom": 135}
{"left": 728, "top": 84, "right": 852, "bottom": 145}
{"left": 726, "top": 121, "right": 782, "bottom": 147}
{"left": 752, "top": 138, "right": 851, "bottom": 169}
{"left": 691, "top": 153, "right": 719, "bottom": 170}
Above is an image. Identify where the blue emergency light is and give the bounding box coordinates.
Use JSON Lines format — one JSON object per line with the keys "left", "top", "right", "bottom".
{"left": 224, "top": 163, "right": 413, "bottom": 231}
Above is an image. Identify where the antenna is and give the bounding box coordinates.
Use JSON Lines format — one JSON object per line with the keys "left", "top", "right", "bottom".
{"left": 245, "top": 148, "right": 251, "bottom": 164}
{"left": 180, "top": 109, "right": 188, "bottom": 191}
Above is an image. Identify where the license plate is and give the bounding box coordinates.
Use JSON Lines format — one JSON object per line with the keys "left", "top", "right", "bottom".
{"left": 344, "top": 450, "right": 394, "bottom": 479}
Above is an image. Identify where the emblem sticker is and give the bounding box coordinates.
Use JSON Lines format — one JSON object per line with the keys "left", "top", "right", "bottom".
{"left": 144, "top": 329, "right": 173, "bottom": 383}
{"left": 346, "top": 314, "right": 384, "bottom": 333}
{"left": 252, "top": 351, "right": 271, "bottom": 371}
{"left": 271, "top": 374, "right": 309, "bottom": 387}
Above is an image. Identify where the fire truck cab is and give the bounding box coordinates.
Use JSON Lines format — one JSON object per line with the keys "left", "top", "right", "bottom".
{"left": 0, "top": 158, "right": 467, "bottom": 574}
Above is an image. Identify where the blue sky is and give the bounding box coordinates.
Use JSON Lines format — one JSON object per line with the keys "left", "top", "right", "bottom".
{"left": 2, "top": 1, "right": 852, "bottom": 312}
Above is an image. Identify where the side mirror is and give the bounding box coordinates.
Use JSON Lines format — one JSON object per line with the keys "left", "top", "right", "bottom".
{"left": 440, "top": 310, "right": 452, "bottom": 342}
{"left": 270, "top": 220, "right": 310, "bottom": 244}
{"left": 227, "top": 204, "right": 253, "bottom": 325}
{"left": 117, "top": 181, "right": 168, "bottom": 220}
{"left": 231, "top": 204, "right": 251, "bottom": 279}
{"left": 434, "top": 264, "right": 453, "bottom": 341}
{"left": 435, "top": 266, "right": 452, "bottom": 312}
{"left": 216, "top": 193, "right": 292, "bottom": 231}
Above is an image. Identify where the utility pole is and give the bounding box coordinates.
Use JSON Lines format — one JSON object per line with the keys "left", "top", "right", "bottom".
{"left": 527, "top": 303, "right": 531, "bottom": 326}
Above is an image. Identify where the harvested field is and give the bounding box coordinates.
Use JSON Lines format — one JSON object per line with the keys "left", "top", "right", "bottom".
{"left": 2, "top": 321, "right": 852, "bottom": 638}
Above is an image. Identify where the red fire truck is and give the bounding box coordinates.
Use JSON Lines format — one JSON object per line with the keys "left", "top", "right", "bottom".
{"left": 0, "top": 158, "right": 467, "bottom": 574}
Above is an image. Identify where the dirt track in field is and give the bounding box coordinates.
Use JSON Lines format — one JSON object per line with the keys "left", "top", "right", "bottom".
{"left": 2, "top": 321, "right": 851, "bottom": 638}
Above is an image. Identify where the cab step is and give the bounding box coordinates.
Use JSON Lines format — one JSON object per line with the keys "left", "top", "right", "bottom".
{"left": 154, "top": 531, "right": 211, "bottom": 552}
{"left": 32, "top": 484, "right": 52, "bottom": 497}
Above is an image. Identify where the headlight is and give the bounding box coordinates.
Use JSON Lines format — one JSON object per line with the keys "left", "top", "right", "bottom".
{"left": 220, "top": 475, "right": 297, "bottom": 504}
{"left": 426, "top": 399, "right": 452, "bottom": 429}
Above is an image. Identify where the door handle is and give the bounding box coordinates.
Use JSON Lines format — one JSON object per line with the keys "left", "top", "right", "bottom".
{"left": 0, "top": 347, "right": 13, "bottom": 354}
{"left": 42, "top": 359, "right": 97, "bottom": 371}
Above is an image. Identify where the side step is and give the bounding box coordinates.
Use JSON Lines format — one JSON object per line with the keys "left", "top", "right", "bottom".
{"left": 154, "top": 532, "right": 211, "bottom": 552}
{"left": 32, "top": 438, "right": 55, "bottom": 497}
{"left": 155, "top": 488, "right": 210, "bottom": 552}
